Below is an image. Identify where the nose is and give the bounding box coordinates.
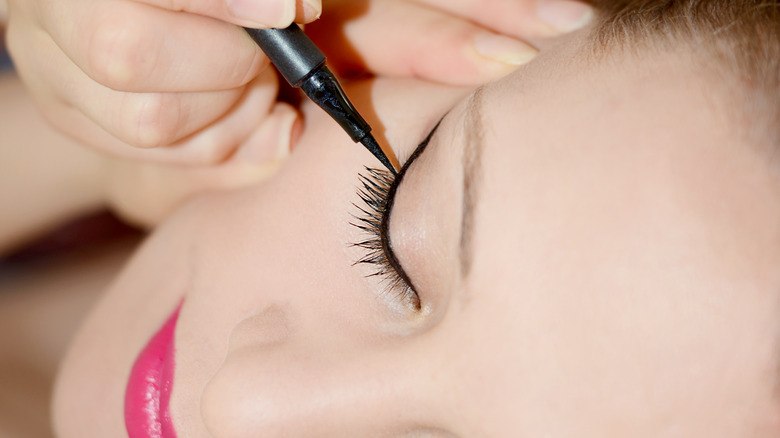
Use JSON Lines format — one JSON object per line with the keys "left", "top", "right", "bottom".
{"left": 187, "top": 79, "right": 468, "bottom": 436}
{"left": 192, "top": 187, "right": 440, "bottom": 436}
{"left": 199, "top": 314, "right": 437, "bottom": 437}
{"left": 179, "top": 105, "right": 403, "bottom": 436}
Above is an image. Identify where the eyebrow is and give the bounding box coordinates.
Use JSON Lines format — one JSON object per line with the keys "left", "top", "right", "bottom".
{"left": 460, "top": 86, "right": 487, "bottom": 278}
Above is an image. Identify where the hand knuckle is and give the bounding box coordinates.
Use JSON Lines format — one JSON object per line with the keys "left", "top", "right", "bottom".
{"left": 234, "top": 49, "right": 268, "bottom": 87}
{"left": 194, "top": 144, "right": 230, "bottom": 165}
{"left": 87, "top": 10, "right": 153, "bottom": 90}
{"left": 121, "top": 93, "right": 184, "bottom": 148}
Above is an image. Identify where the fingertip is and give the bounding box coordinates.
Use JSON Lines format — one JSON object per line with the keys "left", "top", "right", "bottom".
{"left": 226, "top": 0, "right": 296, "bottom": 28}
{"left": 465, "top": 32, "right": 539, "bottom": 81}
{"left": 471, "top": 33, "right": 538, "bottom": 67}
{"left": 297, "top": 0, "right": 321, "bottom": 23}
{"left": 232, "top": 103, "right": 299, "bottom": 165}
{"left": 411, "top": 31, "right": 538, "bottom": 86}
{"left": 537, "top": 0, "right": 595, "bottom": 34}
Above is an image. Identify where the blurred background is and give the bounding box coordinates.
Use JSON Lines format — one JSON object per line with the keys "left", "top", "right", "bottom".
{"left": 0, "top": 32, "right": 145, "bottom": 438}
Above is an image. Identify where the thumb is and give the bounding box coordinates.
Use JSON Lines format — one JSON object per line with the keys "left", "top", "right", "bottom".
{"left": 134, "top": 0, "right": 321, "bottom": 28}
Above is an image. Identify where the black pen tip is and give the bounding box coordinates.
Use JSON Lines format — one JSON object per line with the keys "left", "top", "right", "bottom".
{"left": 360, "top": 135, "right": 397, "bottom": 175}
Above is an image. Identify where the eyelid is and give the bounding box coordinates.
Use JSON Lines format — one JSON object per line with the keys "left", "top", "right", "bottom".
{"left": 351, "top": 115, "right": 448, "bottom": 311}
{"left": 380, "top": 117, "right": 447, "bottom": 299}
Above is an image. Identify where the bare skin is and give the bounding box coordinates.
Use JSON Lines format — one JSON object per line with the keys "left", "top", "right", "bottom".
{"left": 51, "top": 29, "right": 780, "bottom": 437}
{"left": 3, "top": 0, "right": 588, "bottom": 163}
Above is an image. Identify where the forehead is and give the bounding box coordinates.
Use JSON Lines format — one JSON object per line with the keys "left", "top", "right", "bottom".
{"left": 475, "top": 42, "right": 780, "bottom": 292}
{"left": 453, "top": 43, "right": 780, "bottom": 432}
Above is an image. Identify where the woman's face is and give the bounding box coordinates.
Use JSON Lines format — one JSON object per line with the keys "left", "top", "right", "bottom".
{"left": 54, "top": 33, "right": 780, "bottom": 437}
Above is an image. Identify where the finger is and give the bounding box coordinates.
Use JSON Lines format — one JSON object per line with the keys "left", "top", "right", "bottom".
{"left": 134, "top": 0, "right": 320, "bottom": 29}
{"left": 409, "top": 0, "right": 594, "bottom": 39}
{"left": 41, "top": 81, "right": 282, "bottom": 165}
{"left": 71, "top": 71, "right": 282, "bottom": 163}
{"left": 11, "top": 26, "right": 284, "bottom": 163}
{"left": 77, "top": 85, "right": 248, "bottom": 151}
{"left": 231, "top": 102, "right": 300, "bottom": 164}
{"left": 154, "top": 73, "right": 289, "bottom": 165}
{"left": 59, "top": 36, "right": 277, "bottom": 152}
{"left": 36, "top": 0, "right": 266, "bottom": 93}
{"left": 106, "top": 159, "right": 281, "bottom": 227}
{"left": 106, "top": 103, "right": 299, "bottom": 227}
{"left": 308, "top": 0, "right": 538, "bottom": 86}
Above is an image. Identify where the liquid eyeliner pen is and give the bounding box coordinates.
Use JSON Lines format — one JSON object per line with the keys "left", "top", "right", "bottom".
{"left": 244, "top": 24, "right": 396, "bottom": 174}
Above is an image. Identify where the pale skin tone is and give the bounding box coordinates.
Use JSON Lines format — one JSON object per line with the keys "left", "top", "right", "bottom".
{"left": 0, "top": 11, "right": 578, "bottom": 433}
{"left": 49, "top": 28, "right": 780, "bottom": 437}
{"left": 0, "top": 0, "right": 592, "bottom": 229}
{"left": 2, "top": 0, "right": 591, "bottom": 165}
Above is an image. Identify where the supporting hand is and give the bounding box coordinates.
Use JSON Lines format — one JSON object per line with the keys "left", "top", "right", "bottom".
{"left": 5, "top": 0, "right": 320, "bottom": 164}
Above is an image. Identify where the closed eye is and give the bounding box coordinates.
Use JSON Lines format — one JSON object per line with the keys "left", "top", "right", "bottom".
{"left": 350, "top": 119, "right": 444, "bottom": 310}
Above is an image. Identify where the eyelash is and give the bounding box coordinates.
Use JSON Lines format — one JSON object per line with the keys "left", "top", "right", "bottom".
{"left": 350, "top": 167, "right": 421, "bottom": 310}
{"left": 349, "top": 117, "right": 443, "bottom": 312}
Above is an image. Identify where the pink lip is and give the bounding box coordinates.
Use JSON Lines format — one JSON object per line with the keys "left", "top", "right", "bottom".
{"left": 125, "top": 304, "right": 181, "bottom": 438}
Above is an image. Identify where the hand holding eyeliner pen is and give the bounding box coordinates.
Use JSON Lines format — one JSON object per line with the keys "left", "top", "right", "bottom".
{"left": 243, "top": 24, "right": 396, "bottom": 174}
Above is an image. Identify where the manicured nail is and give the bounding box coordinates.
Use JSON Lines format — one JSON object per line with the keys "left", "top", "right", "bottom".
{"left": 302, "top": 0, "right": 322, "bottom": 21}
{"left": 227, "top": 0, "right": 295, "bottom": 27}
{"left": 537, "top": 0, "right": 594, "bottom": 33}
{"left": 473, "top": 33, "right": 538, "bottom": 66}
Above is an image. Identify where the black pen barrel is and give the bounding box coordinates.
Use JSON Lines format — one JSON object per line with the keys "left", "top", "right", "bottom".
{"left": 244, "top": 25, "right": 325, "bottom": 87}
{"left": 243, "top": 24, "right": 397, "bottom": 173}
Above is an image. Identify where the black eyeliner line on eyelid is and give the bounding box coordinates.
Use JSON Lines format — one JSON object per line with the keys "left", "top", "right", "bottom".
{"left": 379, "top": 117, "right": 446, "bottom": 297}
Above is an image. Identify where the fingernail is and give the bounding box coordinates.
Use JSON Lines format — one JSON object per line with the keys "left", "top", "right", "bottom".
{"left": 289, "top": 116, "right": 304, "bottom": 151}
{"left": 230, "top": 161, "right": 284, "bottom": 186}
{"left": 227, "top": 0, "right": 295, "bottom": 27}
{"left": 302, "top": 0, "right": 322, "bottom": 21}
{"left": 473, "top": 33, "right": 538, "bottom": 66}
{"left": 537, "top": 0, "right": 594, "bottom": 33}
{"left": 235, "top": 108, "right": 297, "bottom": 164}
{"left": 274, "top": 111, "right": 297, "bottom": 160}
